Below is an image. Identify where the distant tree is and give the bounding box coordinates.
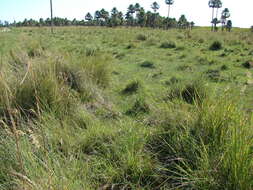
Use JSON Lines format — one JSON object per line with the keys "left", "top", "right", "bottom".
{"left": 208, "top": 0, "right": 216, "bottom": 31}
{"left": 165, "top": 0, "right": 174, "bottom": 18}
{"left": 190, "top": 21, "right": 195, "bottom": 30}
{"left": 163, "top": 17, "right": 177, "bottom": 29}
{"left": 151, "top": 2, "right": 160, "bottom": 13}
{"left": 251, "top": 26, "right": 253, "bottom": 32}
{"left": 215, "top": 0, "right": 222, "bottom": 20}
{"left": 125, "top": 12, "right": 134, "bottom": 26}
{"left": 136, "top": 7, "right": 146, "bottom": 27}
{"left": 118, "top": 12, "right": 124, "bottom": 25}
{"left": 226, "top": 20, "right": 232, "bottom": 32}
{"left": 39, "top": 18, "right": 45, "bottom": 26}
{"left": 127, "top": 4, "right": 135, "bottom": 17}
{"left": 85, "top": 12, "right": 93, "bottom": 21}
{"left": 4, "top": 21, "right": 9, "bottom": 27}
{"left": 94, "top": 10, "right": 101, "bottom": 25}
{"left": 212, "top": 18, "right": 220, "bottom": 31}
{"left": 100, "top": 9, "right": 109, "bottom": 26}
{"left": 221, "top": 8, "right": 230, "bottom": 31}
{"left": 126, "top": 4, "right": 135, "bottom": 26}
{"left": 178, "top": 15, "right": 188, "bottom": 29}
{"left": 110, "top": 7, "right": 120, "bottom": 27}
{"left": 134, "top": 3, "right": 141, "bottom": 14}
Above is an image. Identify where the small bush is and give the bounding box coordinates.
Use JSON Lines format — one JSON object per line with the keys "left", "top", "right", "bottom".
{"left": 209, "top": 41, "right": 222, "bottom": 51}
{"left": 122, "top": 80, "right": 140, "bottom": 95}
{"left": 140, "top": 61, "right": 155, "bottom": 69}
{"left": 136, "top": 34, "right": 147, "bottom": 41}
{"left": 160, "top": 41, "right": 176, "bottom": 49}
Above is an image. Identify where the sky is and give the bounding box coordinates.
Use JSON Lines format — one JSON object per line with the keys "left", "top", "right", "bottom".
{"left": 0, "top": 0, "right": 252, "bottom": 28}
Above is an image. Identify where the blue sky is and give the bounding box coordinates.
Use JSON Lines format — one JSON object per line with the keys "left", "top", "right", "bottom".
{"left": 1, "top": 0, "right": 252, "bottom": 28}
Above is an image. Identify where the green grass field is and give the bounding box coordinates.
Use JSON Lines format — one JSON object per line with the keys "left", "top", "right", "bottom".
{"left": 1, "top": 27, "right": 253, "bottom": 189}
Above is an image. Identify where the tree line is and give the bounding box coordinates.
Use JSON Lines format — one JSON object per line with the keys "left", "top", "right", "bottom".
{"left": 0, "top": 1, "right": 194, "bottom": 30}
{"left": 0, "top": 0, "right": 233, "bottom": 31}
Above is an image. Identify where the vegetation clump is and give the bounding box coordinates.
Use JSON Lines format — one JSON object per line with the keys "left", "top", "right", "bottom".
{"left": 209, "top": 40, "right": 223, "bottom": 51}
{"left": 126, "top": 98, "right": 150, "bottom": 116}
{"left": 140, "top": 61, "right": 155, "bottom": 68}
{"left": 205, "top": 69, "right": 222, "bottom": 82}
{"left": 166, "top": 80, "right": 207, "bottom": 104}
{"left": 136, "top": 34, "right": 147, "bottom": 41}
{"left": 122, "top": 80, "right": 140, "bottom": 95}
{"left": 165, "top": 76, "right": 181, "bottom": 85}
{"left": 242, "top": 61, "right": 253, "bottom": 69}
{"left": 160, "top": 41, "right": 176, "bottom": 49}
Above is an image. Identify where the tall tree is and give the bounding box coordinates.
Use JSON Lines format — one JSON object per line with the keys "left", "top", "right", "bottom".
{"left": 85, "top": 12, "right": 93, "bottom": 21}
{"left": 178, "top": 14, "right": 188, "bottom": 29}
{"left": 221, "top": 8, "right": 230, "bottom": 31}
{"left": 136, "top": 7, "right": 146, "bottom": 27}
{"left": 226, "top": 20, "right": 232, "bottom": 32}
{"left": 215, "top": 0, "right": 222, "bottom": 19}
{"left": 165, "top": 0, "right": 174, "bottom": 18}
{"left": 110, "top": 7, "right": 120, "bottom": 27}
{"left": 151, "top": 2, "right": 160, "bottom": 13}
{"left": 94, "top": 10, "right": 101, "bottom": 24}
{"left": 208, "top": 0, "right": 216, "bottom": 31}
{"left": 50, "top": 0, "right": 53, "bottom": 33}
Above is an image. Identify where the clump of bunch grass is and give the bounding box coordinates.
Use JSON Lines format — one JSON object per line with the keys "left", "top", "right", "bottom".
{"left": 148, "top": 94, "right": 253, "bottom": 189}
{"left": 209, "top": 40, "right": 223, "bottom": 51}
{"left": 140, "top": 60, "right": 155, "bottom": 69}
{"left": 136, "top": 34, "right": 147, "bottom": 41}
{"left": 122, "top": 80, "right": 140, "bottom": 95}
{"left": 160, "top": 41, "right": 176, "bottom": 49}
{"left": 126, "top": 97, "right": 150, "bottom": 116}
{"left": 166, "top": 79, "right": 207, "bottom": 104}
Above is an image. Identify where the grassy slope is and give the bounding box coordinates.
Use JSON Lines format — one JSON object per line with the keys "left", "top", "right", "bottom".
{"left": 0, "top": 27, "right": 253, "bottom": 190}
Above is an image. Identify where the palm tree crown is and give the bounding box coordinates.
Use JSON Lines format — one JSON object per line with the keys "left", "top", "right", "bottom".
{"left": 165, "top": 0, "right": 174, "bottom": 5}
{"left": 222, "top": 8, "right": 230, "bottom": 19}
{"left": 151, "top": 2, "right": 160, "bottom": 13}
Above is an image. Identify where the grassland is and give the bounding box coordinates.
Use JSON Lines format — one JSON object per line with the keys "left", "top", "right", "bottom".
{"left": 0, "top": 26, "right": 253, "bottom": 190}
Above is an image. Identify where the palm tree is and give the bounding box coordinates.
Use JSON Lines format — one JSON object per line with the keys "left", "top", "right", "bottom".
{"left": 85, "top": 12, "right": 93, "bottom": 21}
{"left": 94, "top": 10, "right": 101, "bottom": 25}
{"left": 127, "top": 4, "right": 135, "bottom": 17}
{"left": 208, "top": 0, "right": 216, "bottom": 31}
{"left": 165, "top": 0, "right": 174, "bottom": 18}
{"left": 215, "top": 0, "right": 222, "bottom": 19}
{"left": 221, "top": 8, "right": 230, "bottom": 31}
{"left": 151, "top": 2, "right": 160, "bottom": 13}
{"left": 50, "top": 0, "right": 53, "bottom": 33}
